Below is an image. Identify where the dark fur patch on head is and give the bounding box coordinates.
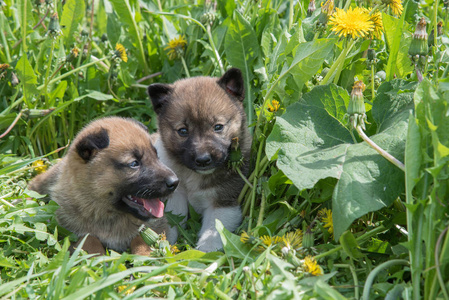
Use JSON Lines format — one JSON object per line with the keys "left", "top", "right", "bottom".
{"left": 147, "top": 84, "right": 173, "bottom": 114}
{"left": 217, "top": 68, "right": 245, "bottom": 102}
{"left": 75, "top": 128, "right": 109, "bottom": 162}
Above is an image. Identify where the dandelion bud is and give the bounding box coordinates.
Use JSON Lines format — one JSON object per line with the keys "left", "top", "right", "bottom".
{"left": 317, "top": 0, "right": 334, "bottom": 26}
{"left": 228, "top": 137, "right": 244, "bottom": 171}
{"left": 348, "top": 81, "right": 366, "bottom": 116}
{"left": 81, "top": 29, "right": 89, "bottom": 38}
{"left": 200, "top": 11, "right": 216, "bottom": 26}
{"left": 367, "top": 48, "right": 376, "bottom": 62}
{"left": 23, "top": 108, "right": 55, "bottom": 119}
{"left": 347, "top": 80, "right": 367, "bottom": 130}
{"left": 139, "top": 224, "right": 159, "bottom": 247}
{"left": 307, "top": 0, "right": 316, "bottom": 17}
{"left": 65, "top": 47, "right": 79, "bottom": 63}
{"left": 47, "top": 13, "right": 62, "bottom": 37}
{"left": 408, "top": 17, "right": 428, "bottom": 57}
{"left": 302, "top": 229, "right": 315, "bottom": 248}
{"left": 101, "top": 33, "right": 108, "bottom": 43}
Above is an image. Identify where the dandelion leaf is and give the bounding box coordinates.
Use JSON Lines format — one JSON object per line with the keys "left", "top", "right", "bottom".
{"left": 61, "top": 0, "right": 85, "bottom": 46}
{"left": 266, "top": 81, "right": 414, "bottom": 239}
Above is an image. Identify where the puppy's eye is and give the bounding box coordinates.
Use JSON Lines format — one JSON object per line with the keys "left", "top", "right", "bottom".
{"left": 214, "top": 124, "right": 224, "bottom": 132}
{"left": 178, "top": 128, "right": 188, "bottom": 137}
{"left": 128, "top": 160, "right": 140, "bottom": 168}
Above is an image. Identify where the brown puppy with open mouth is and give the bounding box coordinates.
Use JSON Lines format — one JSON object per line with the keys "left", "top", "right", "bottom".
{"left": 28, "top": 117, "right": 178, "bottom": 255}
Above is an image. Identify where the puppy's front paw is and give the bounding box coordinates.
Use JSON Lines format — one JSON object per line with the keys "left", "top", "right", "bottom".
{"left": 196, "top": 229, "right": 222, "bottom": 252}
{"left": 130, "top": 235, "right": 152, "bottom": 256}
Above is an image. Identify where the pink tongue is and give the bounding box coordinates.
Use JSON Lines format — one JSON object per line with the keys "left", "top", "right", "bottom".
{"left": 142, "top": 198, "right": 164, "bottom": 218}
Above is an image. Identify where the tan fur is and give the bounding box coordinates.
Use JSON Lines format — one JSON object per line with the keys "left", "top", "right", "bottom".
{"left": 28, "top": 117, "right": 178, "bottom": 254}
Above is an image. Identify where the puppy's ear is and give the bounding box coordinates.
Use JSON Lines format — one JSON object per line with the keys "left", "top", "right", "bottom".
{"left": 147, "top": 84, "right": 173, "bottom": 114}
{"left": 75, "top": 128, "right": 109, "bottom": 162}
{"left": 218, "top": 68, "right": 245, "bottom": 102}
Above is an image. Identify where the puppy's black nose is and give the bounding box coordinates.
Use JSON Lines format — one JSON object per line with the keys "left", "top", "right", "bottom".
{"left": 166, "top": 176, "right": 179, "bottom": 190}
{"left": 195, "top": 154, "right": 212, "bottom": 167}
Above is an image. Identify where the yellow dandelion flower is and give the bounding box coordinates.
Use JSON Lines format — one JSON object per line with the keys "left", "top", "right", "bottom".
{"left": 329, "top": 7, "right": 374, "bottom": 39}
{"left": 114, "top": 43, "right": 128, "bottom": 62}
{"left": 320, "top": 208, "right": 334, "bottom": 235}
{"left": 321, "top": 0, "right": 334, "bottom": 14}
{"left": 32, "top": 160, "right": 47, "bottom": 174}
{"left": 369, "top": 10, "right": 383, "bottom": 39}
{"left": 382, "top": 0, "right": 403, "bottom": 16}
{"left": 117, "top": 285, "right": 136, "bottom": 295}
{"left": 170, "top": 245, "right": 180, "bottom": 254}
{"left": 260, "top": 235, "right": 283, "bottom": 247}
{"left": 164, "top": 35, "right": 187, "bottom": 60}
{"left": 267, "top": 100, "right": 280, "bottom": 112}
{"left": 71, "top": 47, "right": 79, "bottom": 58}
{"left": 240, "top": 231, "right": 250, "bottom": 244}
{"left": 282, "top": 229, "right": 303, "bottom": 249}
{"left": 303, "top": 256, "right": 323, "bottom": 276}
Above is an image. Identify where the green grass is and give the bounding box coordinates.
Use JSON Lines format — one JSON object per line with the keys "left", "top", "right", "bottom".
{"left": 1, "top": 0, "right": 449, "bottom": 298}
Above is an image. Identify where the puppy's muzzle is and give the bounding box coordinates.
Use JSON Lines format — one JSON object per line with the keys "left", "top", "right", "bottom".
{"left": 165, "top": 176, "right": 179, "bottom": 191}
{"left": 195, "top": 153, "right": 212, "bottom": 168}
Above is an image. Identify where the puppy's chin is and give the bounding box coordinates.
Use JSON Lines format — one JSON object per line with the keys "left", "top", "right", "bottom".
{"left": 195, "top": 168, "right": 216, "bottom": 175}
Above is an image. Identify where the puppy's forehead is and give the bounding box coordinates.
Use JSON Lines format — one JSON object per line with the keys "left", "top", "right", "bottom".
{"left": 168, "top": 77, "right": 236, "bottom": 122}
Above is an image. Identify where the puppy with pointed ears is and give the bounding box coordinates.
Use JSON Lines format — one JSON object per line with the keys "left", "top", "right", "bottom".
{"left": 148, "top": 68, "right": 251, "bottom": 252}
{"left": 28, "top": 117, "right": 179, "bottom": 255}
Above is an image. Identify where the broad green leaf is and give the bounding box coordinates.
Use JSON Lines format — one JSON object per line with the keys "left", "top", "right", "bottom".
{"left": 15, "top": 55, "right": 37, "bottom": 107}
{"left": 34, "top": 222, "right": 48, "bottom": 241}
{"left": 48, "top": 81, "right": 68, "bottom": 107}
{"left": 215, "top": 219, "right": 253, "bottom": 260}
{"left": 383, "top": 12, "right": 406, "bottom": 81}
{"left": 314, "top": 280, "right": 347, "bottom": 300}
{"left": 217, "top": 0, "right": 235, "bottom": 18}
{"left": 405, "top": 115, "right": 421, "bottom": 205}
{"left": 266, "top": 84, "right": 353, "bottom": 190}
{"left": 224, "top": 11, "right": 260, "bottom": 125}
{"left": 267, "top": 38, "right": 336, "bottom": 107}
{"left": 267, "top": 81, "right": 414, "bottom": 239}
{"left": 109, "top": 0, "right": 148, "bottom": 73}
{"left": 79, "top": 90, "right": 114, "bottom": 101}
{"left": 339, "top": 230, "right": 363, "bottom": 259}
{"left": 60, "top": 0, "right": 85, "bottom": 46}
{"left": 61, "top": 266, "right": 172, "bottom": 300}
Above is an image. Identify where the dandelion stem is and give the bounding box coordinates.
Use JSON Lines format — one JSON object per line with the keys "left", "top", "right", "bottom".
{"left": 356, "top": 125, "right": 405, "bottom": 172}
{"left": 42, "top": 40, "right": 56, "bottom": 96}
{"left": 247, "top": 142, "right": 265, "bottom": 232}
{"left": 180, "top": 56, "right": 191, "bottom": 78}
{"left": 257, "top": 192, "right": 266, "bottom": 227}
{"left": 0, "top": 15, "right": 11, "bottom": 62}
{"left": 237, "top": 168, "right": 253, "bottom": 189}
{"left": 288, "top": 0, "right": 294, "bottom": 31}
{"left": 239, "top": 156, "right": 268, "bottom": 203}
{"left": 0, "top": 110, "right": 23, "bottom": 139}
{"left": 315, "top": 224, "right": 387, "bottom": 260}
{"left": 333, "top": 39, "right": 355, "bottom": 85}
{"left": 362, "top": 259, "right": 409, "bottom": 300}
{"left": 206, "top": 24, "right": 225, "bottom": 74}
{"left": 371, "top": 64, "right": 375, "bottom": 100}
{"left": 37, "top": 56, "right": 110, "bottom": 90}
{"left": 321, "top": 39, "right": 356, "bottom": 85}
{"left": 432, "top": 227, "right": 449, "bottom": 300}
